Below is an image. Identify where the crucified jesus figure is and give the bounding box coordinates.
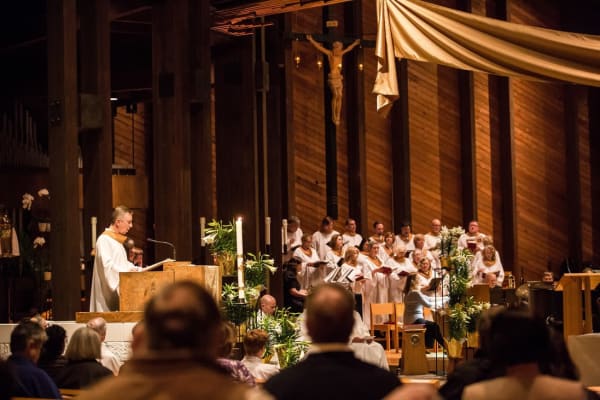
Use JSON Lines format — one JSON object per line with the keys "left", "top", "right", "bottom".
{"left": 307, "top": 34, "right": 361, "bottom": 126}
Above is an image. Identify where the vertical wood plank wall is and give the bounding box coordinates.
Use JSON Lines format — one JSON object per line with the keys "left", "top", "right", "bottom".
{"left": 288, "top": 0, "right": 593, "bottom": 278}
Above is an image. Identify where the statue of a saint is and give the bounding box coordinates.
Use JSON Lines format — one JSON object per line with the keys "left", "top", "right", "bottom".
{"left": 306, "top": 34, "right": 361, "bottom": 126}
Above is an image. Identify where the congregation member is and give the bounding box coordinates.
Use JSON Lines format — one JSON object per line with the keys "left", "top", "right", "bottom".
{"left": 462, "top": 311, "right": 588, "bottom": 400}
{"left": 90, "top": 205, "right": 141, "bottom": 312}
{"left": 7, "top": 321, "right": 61, "bottom": 399}
{"left": 283, "top": 216, "right": 303, "bottom": 262}
{"left": 37, "top": 324, "right": 67, "bottom": 382}
{"left": 217, "top": 322, "right": 255, "bottom": 386}
{"left": 54, "top": 327, "right": 112, "bottom": 389}
{"left": 311, "top": 216, "right": 339, "bottom": 260}
{"left": 403, "top": 274, "right": 448, "bottom": 351}
{"left": 359, "top": 241, "right": 391, "bottom": 326}
{"left": 292, "top": 233, "right": 325, "bottom": 289}
{"left": 471, "top": 244, "right": 505, "bottom": 286}
{"left": 342, "top": 218, "right": 363, "bottom": 248}
{"left": 458, "top": 220, "right": 486, "bottom": 253}
{"left": 264, "top": 283, "right": 400, "bottom": 400}
{"left": 87, "top": 317, "right": 121, "bottom": 375}
{"left": 386, "top": 244, "right": 418, "bottom": 303}
{"left": 257, "top": 294, "right": 277, "bottom": 321}
{"left": 79, "top": 281, "right": 272, "bottom": 400}
{"left": 395, "top": 222, "right": 415, "bottom": 251}
{"left": 241, "top": 329, "right": 280, "bottom": 381}
{"left": 369, "top": 221, "right": 385, "bottom": 244}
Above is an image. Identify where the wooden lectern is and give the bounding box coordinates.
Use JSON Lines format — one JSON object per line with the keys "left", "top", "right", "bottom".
{"left": 557, "top": 273, "right": 600, "bottom": 339}
{"left": 120, "top": 262, "right": 222, "bottom": 311}
{"left": 401, "top": 326, "right": 429, "bottom": 375}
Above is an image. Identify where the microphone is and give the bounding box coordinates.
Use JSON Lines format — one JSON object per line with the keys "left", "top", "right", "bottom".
{"left": 147, "top": 238, "right": 176, "bottom": 260}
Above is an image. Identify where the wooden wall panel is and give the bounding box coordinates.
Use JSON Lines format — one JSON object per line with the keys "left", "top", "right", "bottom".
{"left": 362, "top": 0, "right": 393, "bottom": 235}
{"left": 577, "top": 89, "right": 592, "bottom": 262}
{"left": 113, "top": 103, "right": 146, "bottom": 172}
{"left": 509, "top": 1, "right": 567, "bottom": 279}
{"left": 291, "top": 8, "right": 327, "bottom": 233}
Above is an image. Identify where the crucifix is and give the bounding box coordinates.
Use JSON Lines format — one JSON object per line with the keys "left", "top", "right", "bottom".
{"left": 291, "top": 19, "right": 373, "bottom": 219}
{"left": 306, "top": 34, "right": 360, "bottom": 126}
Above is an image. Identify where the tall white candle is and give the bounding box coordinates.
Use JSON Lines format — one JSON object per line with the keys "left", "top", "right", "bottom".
{"left": 265, "top": 217, "right": 271, "bottom": 246}
{"left": 91, "top": 216, "right": 97, "bottom": 249}
{"left": 200, "top": 217, "right": 206, "bottom": 247}
{"left": 282, "top": 219, "right": 288, "bottom": 249}
{"left": 236, "top": 217, "right": 243, "bottom": 256}
{"left": 281, "top": 227, "right": 285, "bottom": 254}
{"left": 236, "top": 217, "right": 245, "bottom": 300}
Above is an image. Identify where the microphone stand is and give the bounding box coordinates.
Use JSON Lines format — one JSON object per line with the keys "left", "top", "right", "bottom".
{"left": 147, "top": 238, "right": 176, "bottom": 261}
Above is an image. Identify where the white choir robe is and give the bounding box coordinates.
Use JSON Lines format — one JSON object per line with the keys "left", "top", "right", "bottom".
{"left": 358, "top": 256, "right": 390, "bottom": 326}
{"left": 471, "top": 255, "right": 505, "bottom": 285}
{"left": 424, "top": 233, "right": 441, "bottom": 252}
{"left": 90, "top": 230, "right": 136, "bottom": 312}
{"left": 297, "top": 310, "right": 389, "bottom": 370}
{"left": 394, "top": 235, "right": 415, "bottom": 251}
{"left": 312, "top": 230, "right": 339, "bottom": 260}
{"left": 283, "top": 228, "right": 304, "bottom": 262}
{"left": 342, "top": 233, "right": 363, "bottom": 249}
{"left": 292, "top": 246, "right": 322, "bottom": 290}
{"left": 457, "top": 233, "right": 486, "bottom": 252}
{"left": 386, "top": 258, "right": 418, "bottom": 303}
{"left": 378, "top": 245, "right": 394, "bottom": 263}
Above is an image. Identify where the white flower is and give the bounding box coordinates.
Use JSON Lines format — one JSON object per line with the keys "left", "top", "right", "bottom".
{"left": 33, "top": 237, "right": 46, "bottom": 248}
{"left": 203, "top": 234, "right": 216, "bottom": 245}
{"left": 22, "top": 193, "right": 34, "bottom": 210}
{"left": 37, "top": 188, "right": 50, "bottom": 198}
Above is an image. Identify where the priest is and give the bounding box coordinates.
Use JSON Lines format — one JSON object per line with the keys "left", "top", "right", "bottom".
{"left": 90, "top": 205, "right": 141, "bottom": 312}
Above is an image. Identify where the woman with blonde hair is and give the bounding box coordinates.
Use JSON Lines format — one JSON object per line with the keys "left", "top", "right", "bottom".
{"left": 472, "top": 245, "right": 505, "bottom": 286}
{"left": 54, "top": 327, "right": 112, "bottom": 388}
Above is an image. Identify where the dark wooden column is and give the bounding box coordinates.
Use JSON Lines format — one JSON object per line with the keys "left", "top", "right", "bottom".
{"left": 391, "top": 59, "right": 411, "bottom": 228}
{"left": 214, "top": 37, "right": 259, "bottom": 252}
{"left": 152, "top": 0, "right": 193, "bottom": 261}
{"left": 262, "top": 23, "right": 286, "bottom": 301}
{"left": 345, "top": 0, "right": 368, "bottom": 234}
{"left": 457, "top": 0, "right": 476, "bottom": 224}
{"left": 564, "top": 86, "right": 583, "bottom": 265}
{"left": 189, "top": 0, "right": 212, "bottom": 263}
{"left": 589, "top": 88, "right": 600, "bottom": 265}
{"left": 488, "top": 0, "right": 517, "bottom": 276}
{"left": 47, "top": 0, "right": 81, "bottom": 319}
{"left": 79, "top": 0, "right": 113, "bottom": 257}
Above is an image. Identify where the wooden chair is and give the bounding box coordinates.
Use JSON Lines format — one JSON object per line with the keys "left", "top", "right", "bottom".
{"left": 395, "top": 302, "right": 406, "bottom": 353}
{"left": 370, "top": 303, "right": 399, "bottom": 351}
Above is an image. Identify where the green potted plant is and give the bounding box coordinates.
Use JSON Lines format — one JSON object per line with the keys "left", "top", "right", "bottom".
{"left": 204, "top": 219, "right": 236, "bottom": 276}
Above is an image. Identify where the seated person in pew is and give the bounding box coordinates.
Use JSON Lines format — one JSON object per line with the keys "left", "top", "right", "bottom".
{"left": 241, "top": 329, "right": 280, "bottom": 381}
{"left": 54, "top": 327, "right": 112, "bottom": 389}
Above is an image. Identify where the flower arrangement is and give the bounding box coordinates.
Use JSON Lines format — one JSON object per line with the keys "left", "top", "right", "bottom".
{"left": 204, "top": 219, "right": 237, "bottom": 275}
{"left": 254, "top": 308, "right": 308, "bottom": 368}
{"left": 440, "top": 225, "right": 465, "bottom": 258}
{"left": 20, "top": 189, "right": 52, "bottom": 280}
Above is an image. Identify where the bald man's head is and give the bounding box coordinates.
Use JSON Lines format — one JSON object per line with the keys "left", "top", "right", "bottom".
{"left": 87, "top": 317, "right": 107, "bottom": 341}
{"left": 260, "top": 295, "right": 277, "bottom": 315}
{"left": 305, "top": 284, "right": 354, "bottom": 343}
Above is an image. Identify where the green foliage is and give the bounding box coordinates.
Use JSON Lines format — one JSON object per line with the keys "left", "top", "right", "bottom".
{"left": 254, "top": 308, "right": 307, "bottom": 368}
{"left": 448, "top": 248, "right": 473, "bottom": 306}
{"left": 245, "top": 252, "right": 276, "bottom": 289}
{"left": 204, "top": 219, "right": 236, "bottom": 255}
{"left": 448, "top": 303, "right": 470, "bottom": 340}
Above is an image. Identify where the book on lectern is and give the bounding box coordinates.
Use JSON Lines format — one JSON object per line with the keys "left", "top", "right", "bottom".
{"left": 139, "top": 258, "right": 175, "bottom": 272}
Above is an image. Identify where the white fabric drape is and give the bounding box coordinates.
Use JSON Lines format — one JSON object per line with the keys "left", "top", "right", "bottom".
{"left": 374, "top": 0, "right": 600, "bottom": 114}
